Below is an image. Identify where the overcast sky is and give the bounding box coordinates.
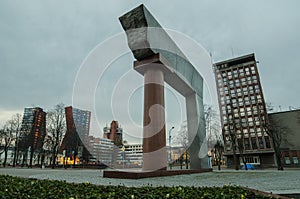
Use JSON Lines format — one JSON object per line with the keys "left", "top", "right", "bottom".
{"left": 1, "top": 0, "right": 299, "bottom": 142}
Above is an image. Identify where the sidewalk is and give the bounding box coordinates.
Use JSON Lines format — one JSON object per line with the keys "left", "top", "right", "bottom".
{"left": 0, "top": 167, "right": 299, "bottom": 195}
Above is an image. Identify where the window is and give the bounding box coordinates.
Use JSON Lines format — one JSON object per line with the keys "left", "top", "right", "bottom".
{"left": 251, "top": 137, "right": 257, "bottom": 149}
{"left": 221, "top": 100, "right": 225, "bottom": 105}
{"left": 265, "top": 136, "right": 271, "bottom": 148}
{"left": 285, "top": 157, "right": 291, "bottom": 165}
{"left": 258, "top": 137, "right": 264, "bottom": 149}
{"left": 293, "top": 157, "right": 299, "bottom": 165}
{"left": 244, "top": 139, "right": 250, "bottom": 150}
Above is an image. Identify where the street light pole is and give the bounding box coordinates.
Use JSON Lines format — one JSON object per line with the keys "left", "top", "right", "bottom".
{"left": 169, "top": 126, "right": 174, "bottom": 170}
{"left": 121, "top": 145, "right": 125, "bottom": 169}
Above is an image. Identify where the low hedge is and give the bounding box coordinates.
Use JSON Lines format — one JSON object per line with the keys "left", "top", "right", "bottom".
{"left": 0, "top": 175, "right": 275, "bottom": 199}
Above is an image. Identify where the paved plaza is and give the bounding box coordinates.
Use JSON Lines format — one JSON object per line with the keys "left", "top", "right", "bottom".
{"left": 0, "top": 168, "right": 299, "bottom": 195}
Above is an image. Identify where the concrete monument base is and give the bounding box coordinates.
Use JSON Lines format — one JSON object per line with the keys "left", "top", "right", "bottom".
{"left": 103, "top": 169, "right": 212, "bottom": 179}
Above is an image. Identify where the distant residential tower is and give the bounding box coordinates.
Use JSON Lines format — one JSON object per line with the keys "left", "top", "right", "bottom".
{"left": 18, "top": 107, "right": 46, "bottom": 166}
{"left": 103, "top": 121, "right": 123, "bottom": 146}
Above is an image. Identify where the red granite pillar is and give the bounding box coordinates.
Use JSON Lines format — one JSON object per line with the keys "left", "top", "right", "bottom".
{"left": 142, "top": 67, "right": 167, "bottom": 171}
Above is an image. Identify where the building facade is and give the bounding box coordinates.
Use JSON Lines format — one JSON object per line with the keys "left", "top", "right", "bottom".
{"left": 60, "top": 106, "right": 92, "bottom": 164}
{"left": 89, "top": 136, "right": 115, "bottom": 167}
{"left": 214, "top": 54, "right": 275, "bottom": 167}
{"left": 119, "top": 143, "right": 143, "bottom": 168}
{"left": 103, "top": 121, "right": 123, "bottom": 146}
{"left": 18, "top": 107, "right": 46, "bottom": 166}
{"left": 268, "top": 110, "right": 300, "bottom": 167}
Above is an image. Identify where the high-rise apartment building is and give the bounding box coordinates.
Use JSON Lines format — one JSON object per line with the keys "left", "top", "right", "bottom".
{"left": 60, "top": 106, "right": 91, "bottom": 164}
{"left": 214, "top": 53, "right": 275, "bottom": 167}
{"left": 18, "top": 107, "right": 46, "bottom": 166}
{"left": 103, "top": 121, "right": 123, "bottom": 146}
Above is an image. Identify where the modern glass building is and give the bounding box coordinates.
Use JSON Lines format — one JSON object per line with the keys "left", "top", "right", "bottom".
{"left": 214, "top": 53, "right": 275, "bottom": 167}
{"left": 60, "top": 106, "right": 92, "bottom": 164}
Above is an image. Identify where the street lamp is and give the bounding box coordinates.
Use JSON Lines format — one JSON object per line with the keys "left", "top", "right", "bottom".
{"left": 121, "top": 145, "right": 125, "bottom": 169}
{"left": 169, "top": 126, "right": 175, "bottom": 170}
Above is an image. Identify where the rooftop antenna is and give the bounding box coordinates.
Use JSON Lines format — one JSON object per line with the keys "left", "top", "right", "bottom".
{"left": 210, "top": 52, "right": 214, "bottom": 69}
{"left": 231, "top": 47, "right": 235, "bottom": 57}
{"left": 289, "top": 106, "right": 300, "bottom": 110}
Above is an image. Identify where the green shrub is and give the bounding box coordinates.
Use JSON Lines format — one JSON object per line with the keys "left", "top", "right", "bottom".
{"left": 0, "top": 175, "right": 274, "bottom": 199}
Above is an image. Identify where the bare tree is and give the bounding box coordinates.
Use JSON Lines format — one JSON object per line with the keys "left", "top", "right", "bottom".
{"left": 228, "top": 127, "right": 239, "bottom": 170}
{"left": 172, "top": 121, "right": 190, "bottom": 169}
{"left": 11, "top": 114, "right": 22, "bottom": 167}
{"left": 213, "top": 139, "right": 224, "bottom": 170}
{"left": 46, "top": 103, "right": 66, "bottom": 168}
{"left": 0, "top": 127, "right": 6, "bottom": 159}
{"left": 263, "top": 118, "right": 289, "bottom": 170}
{"left": 205, "top": 105, "right": 222, "bottom": 151}
{"left": 236, "top": 129, "right": 247, "bottom": 170}
{"left": 0, "top": 121, "right": 14, "bottom": 167}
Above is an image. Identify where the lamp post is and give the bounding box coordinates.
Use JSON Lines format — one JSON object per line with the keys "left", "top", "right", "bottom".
{"left": 169, "top": 126, "right": 174, "bottom": 170}
{"left": 121, "top": 145, "right": 125, "bottom": 169}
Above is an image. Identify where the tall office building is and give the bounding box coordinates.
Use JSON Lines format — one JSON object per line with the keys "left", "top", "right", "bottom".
{"left": 18, "top": 107, "right": 46, "bottom": 165}
{"left": 103, "top": 120, "right": 123, "bottom": 146}
{"left": 214, "top": 53, "right": 275, "bottom": 167}
{"left": 60, "top": 106, "right": 91, "bottom": 163}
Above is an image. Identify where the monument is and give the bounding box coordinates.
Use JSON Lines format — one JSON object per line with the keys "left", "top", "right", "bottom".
{"left": 104, "top": 4, "right": 211, "bottom": 178}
